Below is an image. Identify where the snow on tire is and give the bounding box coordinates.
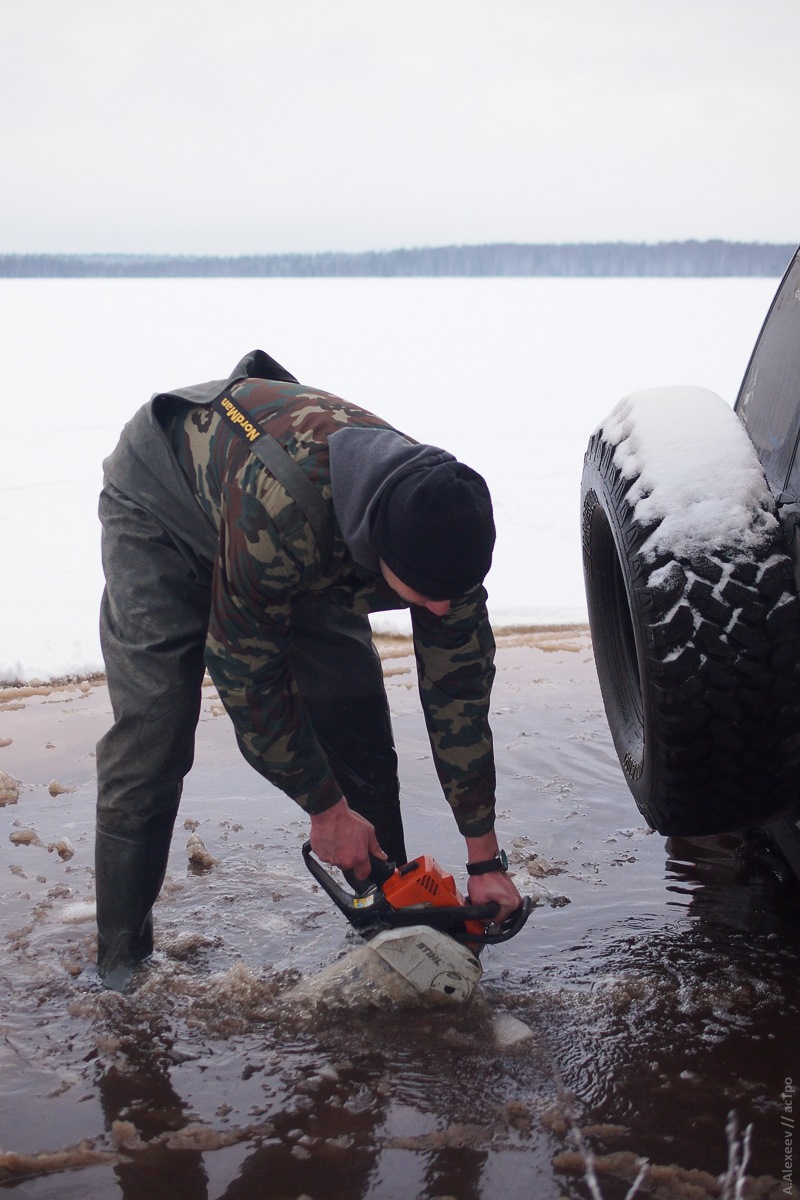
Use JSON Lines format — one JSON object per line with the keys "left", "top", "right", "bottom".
{"left": 581, "top": 386, "right": 800, "bottom": 836}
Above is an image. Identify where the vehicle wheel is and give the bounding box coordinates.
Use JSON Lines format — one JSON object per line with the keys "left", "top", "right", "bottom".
{"left": 581, "top": 386, "right": 800, "bottom": 836}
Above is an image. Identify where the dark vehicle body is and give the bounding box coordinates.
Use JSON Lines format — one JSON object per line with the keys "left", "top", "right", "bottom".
{"left": 736, "top": 248, "right": 800, "bottom": 577}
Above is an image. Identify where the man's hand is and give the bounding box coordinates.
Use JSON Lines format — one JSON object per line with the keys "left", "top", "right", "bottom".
{"left": 309, "top": 797, "right": 387, "bottom": 881}
{"left": 465, "top": 830, "right": 523, "bottom": 924}
{"left": 467, "top": 870, "right": 523, "bottom": 925}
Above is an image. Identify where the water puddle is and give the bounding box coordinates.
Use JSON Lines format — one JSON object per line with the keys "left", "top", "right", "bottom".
{"left": 1, "top": 631, "right": 797, "bottom": 1197}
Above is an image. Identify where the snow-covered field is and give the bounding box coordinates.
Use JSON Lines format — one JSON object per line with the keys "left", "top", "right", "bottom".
{"left": 0, "top": 276, "right": 778, "bottom": 682}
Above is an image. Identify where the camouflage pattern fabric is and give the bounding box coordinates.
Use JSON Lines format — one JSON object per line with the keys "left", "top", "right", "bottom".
{"left": 162, "top": 373, "right": 497, "bottom": 837}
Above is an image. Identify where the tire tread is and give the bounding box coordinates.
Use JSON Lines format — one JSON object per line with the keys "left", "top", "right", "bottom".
{"left": 581, "top": 425, "right": 800, "bottom": 836}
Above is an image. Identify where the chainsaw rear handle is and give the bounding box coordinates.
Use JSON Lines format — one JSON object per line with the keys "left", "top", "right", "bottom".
{"left": 303, "top": 840, "right": 363, "bottom": 917}
{"left": 342, "top": 852, "right": 396, "bottom": 894}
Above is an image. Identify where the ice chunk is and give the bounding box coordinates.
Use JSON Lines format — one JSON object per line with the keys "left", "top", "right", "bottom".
{"left": 61, "top": 902, "right": 97, "bottom": 924}
{"left": 48, "top": 780, "right": 76, "bottom": 797}
{"left": 0, "top": 771, "right": 20, "bottom": 805}
{"left": 492, "top": 1012, "right": 534, "bottom": 1047}
{"left": 186, "top": 832, "right": 215, "bottom": 868}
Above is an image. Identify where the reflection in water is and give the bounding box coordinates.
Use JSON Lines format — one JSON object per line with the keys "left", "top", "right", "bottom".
{"left": 97, "top": 1030, "right": 209, "bottom": 1200}
{"left": 666, "top": 832, "right": 800, "bottom": 935}
{"left": 421, "top": 1146, "right": 488, "bottom": 1200}
{"left": 530, "top": 832, "right": 800, "bottom": 1182}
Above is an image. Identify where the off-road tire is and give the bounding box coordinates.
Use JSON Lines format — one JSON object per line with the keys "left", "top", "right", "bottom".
{"left": 581, "top": 422, "right": 800, "bottom": 837}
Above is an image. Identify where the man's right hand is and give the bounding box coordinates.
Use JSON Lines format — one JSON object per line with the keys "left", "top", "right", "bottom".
{"left": 309, "top": 797, "right": 386, "bottom": 881}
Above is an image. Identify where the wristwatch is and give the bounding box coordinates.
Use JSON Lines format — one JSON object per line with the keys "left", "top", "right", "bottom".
{"left": 466, "top": 849, "right": 509, "bottom": 876}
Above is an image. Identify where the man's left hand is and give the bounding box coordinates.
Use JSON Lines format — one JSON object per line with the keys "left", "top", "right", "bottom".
{"left": 467, "top": 870, "right": 523, "bottom": 926}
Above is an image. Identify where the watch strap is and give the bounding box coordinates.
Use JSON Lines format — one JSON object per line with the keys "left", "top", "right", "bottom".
{"left": 466, "top": 849, "right": 508, "bottom": 876}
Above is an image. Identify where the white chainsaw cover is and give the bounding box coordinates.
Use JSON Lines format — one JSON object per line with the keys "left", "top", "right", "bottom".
{"left": 369, "top": 925, "right": 483, "bottom": 1003}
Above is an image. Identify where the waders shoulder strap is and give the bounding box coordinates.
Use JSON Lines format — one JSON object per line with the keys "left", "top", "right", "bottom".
{"left": 212, "top": 388, "right": 334, "bottom": 569}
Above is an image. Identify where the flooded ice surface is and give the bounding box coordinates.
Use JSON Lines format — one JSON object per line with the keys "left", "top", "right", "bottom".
{"left": 1, "top": 632, "right": 798, "bottom": 1199}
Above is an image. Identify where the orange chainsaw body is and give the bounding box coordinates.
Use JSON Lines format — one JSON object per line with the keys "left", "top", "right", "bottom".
{"left": 381, "top": 855, "right": 485, "bottom": 939}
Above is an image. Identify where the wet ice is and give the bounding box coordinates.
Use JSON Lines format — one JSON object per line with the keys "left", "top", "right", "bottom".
{"left": 0, "top": 633, "right": 797, "bottom": 1197}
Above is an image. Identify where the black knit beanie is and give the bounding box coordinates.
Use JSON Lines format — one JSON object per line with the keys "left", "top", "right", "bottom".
{"left": 373, "top": 461, "right": 495, "bottom": 600}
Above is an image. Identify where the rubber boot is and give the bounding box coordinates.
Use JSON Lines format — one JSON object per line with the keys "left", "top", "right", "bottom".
{"left": 95, "top": 826, "right": 173, "bottom": 992}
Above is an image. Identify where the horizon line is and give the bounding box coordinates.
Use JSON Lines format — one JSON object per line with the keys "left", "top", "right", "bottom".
{"left": 0, "top": 238, "right": 796, "bottom": 258}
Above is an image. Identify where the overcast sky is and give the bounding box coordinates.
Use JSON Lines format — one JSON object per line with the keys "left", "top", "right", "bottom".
{"left": 5, "top": 0, "right": 799, "bottom": 254}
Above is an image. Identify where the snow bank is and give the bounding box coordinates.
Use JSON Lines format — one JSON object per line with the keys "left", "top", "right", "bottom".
{"left": 602, "top": 386, "right": 778, "bottom": 559}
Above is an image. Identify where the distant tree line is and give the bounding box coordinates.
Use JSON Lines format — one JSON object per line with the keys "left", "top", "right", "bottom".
{"left": 0, "top": 241, "right": 795, "bottom": 278}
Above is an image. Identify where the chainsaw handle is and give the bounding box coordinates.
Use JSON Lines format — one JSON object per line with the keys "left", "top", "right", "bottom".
{"left": 465, "top": 895, "right": 534, "bottom": 944}
{"left": 459, "top": 901, "right": 501, "bottom": 921}
{"left": 343, "top": 852, "right": 396, "bottom": 894}
{"left": 302, "top": 841, "right": 402, "bottom": 931}
{"left": 302, "top": 841, "right": 373, "bottom": 922}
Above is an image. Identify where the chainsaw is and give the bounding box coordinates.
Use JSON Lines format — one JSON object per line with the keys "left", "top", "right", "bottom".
{"left": 302, "top": 842, "right": 532, "bottom": 1003}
